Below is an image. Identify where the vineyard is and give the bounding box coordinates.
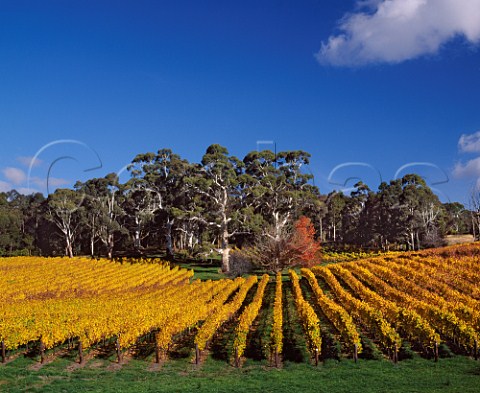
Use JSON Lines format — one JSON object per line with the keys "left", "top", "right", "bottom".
{"left": 1, "top": 243, "right": 480, "bottom": 371}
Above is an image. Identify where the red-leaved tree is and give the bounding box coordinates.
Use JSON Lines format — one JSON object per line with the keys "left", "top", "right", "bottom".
{"left": 230, "top": 215, "right": 321, "bottom": 274}
{"left": 288, "top": 216, "right": 321, "bottom": 267}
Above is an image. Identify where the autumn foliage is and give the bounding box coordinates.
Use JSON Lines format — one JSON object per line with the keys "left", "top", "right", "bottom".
{"left": 230, "top": 215, "right": 321, "bottom": 273}
{"left": 288, "top": 216, "right": 321, "bottom": 267}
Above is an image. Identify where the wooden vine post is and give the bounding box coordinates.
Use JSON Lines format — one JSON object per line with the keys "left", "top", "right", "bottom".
{"left": 1, "top": 339, "right": 6, "bottom": 363}
{"left": 434, "top": 342, "right": 439, "bottom": 363}
{"left": 393, "top": 344, "right": 398, "bottom": 364}
{"left": 155, "top": 344, "right": 161, "bottom": 364}
{"left": 195, "top": 344, "right": 200, "bottom": 365}
{"left": 154, "top": 331, "right": 164, "bottom": 364}
{"left": 234, "top": 347, "right": 240, "bottom": 368}
{"left": 39, "top": 339, "right": 45, "bottom": 364}
{"left": 274, "top": 349, "right": 279, "bottom": 368}
{"left": 78, "top": 340, "right": 84, "bottom": 364}
{"left": 474, "top": 340, "right": 478, "bottom": 361}
{"left": 115, "top": 337, "right": 122, "bottom": 363}
{"left": 353, "top": 344, "right": 358, "bottom": 363}
{"left": 314, "top": 348, "right": 319, "bottom": 366}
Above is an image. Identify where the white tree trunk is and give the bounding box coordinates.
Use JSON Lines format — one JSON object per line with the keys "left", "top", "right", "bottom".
{"left": 165, "top": 218, "right": 174, "bottom": 258}
{"left": 222, "top": 247, "right": 230, "bottom": 273}
{"left": 66, "top": 236, "right": 73, "bottom": 258}
{"left": 107, "top": 233, "right": 114, "bottom": 260}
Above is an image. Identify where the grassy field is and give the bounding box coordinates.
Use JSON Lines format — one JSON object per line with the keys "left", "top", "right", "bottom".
{"left": 1, "top": 353, "right": 479, "bottom": 392}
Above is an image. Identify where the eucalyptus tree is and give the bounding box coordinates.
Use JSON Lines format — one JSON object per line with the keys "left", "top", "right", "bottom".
{"left": 443, "top": 202, "right": 470, "bottom": 235}
{"left": 127, "top": 149, "right": 190, "bottom": 258}
{"left": 470, "top": 190, "right": 480, "bottom": 240}
{"left": 243, "top": 150, "right": 318, "bottom": 238}
{"left": 374, "top": 174, "right": 444, "bottom": 250}
{"left": 47, "top": 188, "right": 83, "bottom": 258}
{"left": 323, "top": 191, "right": 347, "bottom": 243}
{"left": 75, "top": 173, "right": 125, "bottom": 258}
{"left": 187, "top": 144, "right": 245, "bottom": 272}
{"left": 240, "top": 149, "right": 321, "bottom": 272}
{"left": 122, "top": 179, "right": 160, "bottom": 253}
{"left": 416, "top": 184, "right": 444, "bottom": 247}
{"left": 20, "top": 192, "right": 46, "bottom": 253}
{"left": 398, "top": 174, "right": 444, "bottom": 249}
{"left": 374, "top": 179, "right": 404, "bottom": 249}
{"left": 0, "top": 192, "right": 23, "bottom": 254}
{"left": 170, "top": 161, "right": 209, "bottom": 255}
{"left": 342, "top": 182, "right": 371, "bottom": 245}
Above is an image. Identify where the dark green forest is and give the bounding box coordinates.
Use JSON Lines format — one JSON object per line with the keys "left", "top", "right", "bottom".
{"left": 0, "top": 144, "right": 475, "bottom": 272}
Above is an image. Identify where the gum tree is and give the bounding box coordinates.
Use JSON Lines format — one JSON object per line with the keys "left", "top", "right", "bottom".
{"left": 128, "top": 149, "right": 189, "bottom": 258}
{"left": 188, "top": 144, "right": 244, "bottom": 272}
{"left": 240, "top": 150, "right": 321, "bottom": 271}
{"left": 47, "top": 188, "right": 83, "bottom": 258}
{"left": 75, "top": 174, "right": 125, "bottom": 259}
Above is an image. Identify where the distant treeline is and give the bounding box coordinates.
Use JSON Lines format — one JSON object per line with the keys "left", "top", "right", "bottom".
{"left": 0, "top": 144, "right": 475, "bottom": 271}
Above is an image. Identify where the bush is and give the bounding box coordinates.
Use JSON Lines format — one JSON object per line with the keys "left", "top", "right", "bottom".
{"left": 0, "top": 248, "right": 30, "bottom": 257}
{"left": 229, "top": 249, "right": 254, "bottom": 277}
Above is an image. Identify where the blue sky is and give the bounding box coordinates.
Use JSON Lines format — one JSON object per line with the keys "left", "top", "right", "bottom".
{"left": 1, "top": 0, "right": 480, "bottom": 205}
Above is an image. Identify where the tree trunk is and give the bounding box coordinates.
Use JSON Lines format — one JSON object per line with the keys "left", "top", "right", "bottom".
{"left": 222, "top": 247, "right": 230, "bottom": 273}
{"left": 90, "top": 216, "right": 96, "bottom": 257}
{"left": 107, "top": 232, "right": 114, "bottom": 260}
{"left": 188, "top": 232, "right": 194, "bottom": 251}
{"left": 319, "top": 219, "right": 323, "bottom": 242}
{"left": 90, "top": 231, "right": 95, "bottom": 258}
{"left": 472, "top": 214, "right": 477, "bottom": 240}
{"left": 409, "top": 232, "right": 415, "bottom": 251}
{"left": 66, "top": 239, "right": 74, "bottom": 258}
{"left": 165, "top": 218, "right": 174, "bottom": 260}
{"left": 134, "top": 216, "right": 141, "bottom": 251}
{"left": 220, "top": 212, "right": 230, "bottom": 273}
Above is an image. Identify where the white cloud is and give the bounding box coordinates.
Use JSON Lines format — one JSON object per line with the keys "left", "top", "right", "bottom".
{"left": 0, "top": 180, "right": 12, "bottom": 192}
{"left": 16, "top": 187, "right": 39, "bottom": 195}
{"left": 453, "top": 157, "right": 480, "bottom": 178}
{"left": 317, "top": 0, "right": 480, "bottom": 66}
{"left": 29, "top": 176, "right": 70, "bottom": 189}
{"left": 17, "top": 156, "right": 43, "bottom": 168}
{"left": 2, "top": 167, "right": 27, "bottom": 185}
{"left": 459, "top": 131, "right": 480, "bottom": 153}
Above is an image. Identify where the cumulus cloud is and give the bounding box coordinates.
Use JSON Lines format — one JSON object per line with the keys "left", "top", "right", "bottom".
{"left": 317, "top": 0, "right": 480, "bottom": 66}
{"left": 17, "top": 156, "right": 43, "bottom": 168}
{"left": 453, "top": 157, "right": 480, "bottom": 178}
{"left": 453, "top": 131, "right": 480, "bottom": 185}
{"left": 2, "top": 167, "right": 27, "bottom": 185}
{"left": 29, "top": 176, "right": 70, "bottom": 189}
{"left": 459, "top": 131, "right": 480, "bottom": 153}
{"left": 1, "top": 164, "right": 69, "bottom": 195}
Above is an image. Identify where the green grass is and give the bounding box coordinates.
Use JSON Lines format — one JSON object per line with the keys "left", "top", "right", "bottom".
{"left": 1, "top": 354, "right": 479, "bottom": 392}
{"left": 176, "top": 263, "right": 224, "bottom": 281}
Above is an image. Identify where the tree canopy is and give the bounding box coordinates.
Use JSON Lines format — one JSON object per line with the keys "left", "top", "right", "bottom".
{"left": 0, "top": 144, "right": 472, "bottom": 271}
